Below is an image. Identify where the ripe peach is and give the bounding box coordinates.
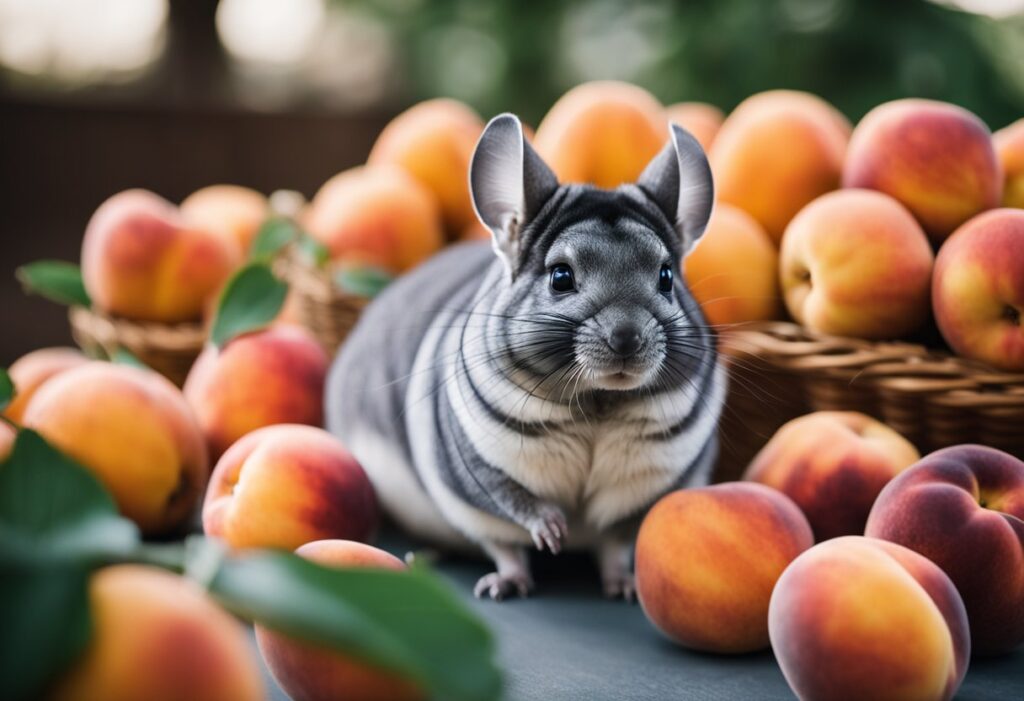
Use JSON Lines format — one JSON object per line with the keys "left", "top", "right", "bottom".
{"left": 51, "top": 565, "right": 263, "bottom": 701}
{"left": 994, "top": 118, "right": 1024, "bottom": 208}
{"left": 710, "top": 90, "right": 850, "bottom": 243}
{"left": 779, "top": 189, "right": 934, "bottom": 339}
{"left": 665, "top": 102, "right": 724, "bottom": 152}
{"left": 368, "top": 98, "right": 484, "bottom": 236}
{"left": 635, "top": 482, "right": 813, "bottom": 653}
{"left": 744, "top": 411, "right": 920, "bottom": 541}
{"left": 769, "top": 536, "right": 970, "bottom": 701}
{"left": 183, "top": 324, "right": 329, "bottom": 460}
{"left": 2, "top": 347, "right": 88, "bottom": 423}
{"left": 82, "top": 189, "right": 239, "bottom": 323}
{"left": 22, "top": 362, "right": 207, "bottom": 535}
{"left": 866, "top": 444, "right": 1024, "bottom": 655}
{"left": 0, "top": 421, "right": 13, "bottom": 461}
{"left": 303, "top": 165, "right": 444, "bottom": 274}
{"left": 843, "top": 99, "right": 1002, "bottom": 244}
{"left": 180, "top": 184, "right": 269, "bottom": 256}
{"left": 683, "top": 203, "right": 779, "bottom": 325}
{"left": 533, "top": 81, "right": 667, "bottom": 188}
{"left": 203, "top": 425, "right": 378, "bottom": 550}
{"left": 932, "top": 208, "right": 1024, "bottom": 371}
{"left": 255, "top": 540, "right": 424, "bottom": 701}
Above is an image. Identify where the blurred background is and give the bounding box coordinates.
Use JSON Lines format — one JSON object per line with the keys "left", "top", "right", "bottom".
{"left": 3, "top": 0, "right": 1024, "bottom": 363}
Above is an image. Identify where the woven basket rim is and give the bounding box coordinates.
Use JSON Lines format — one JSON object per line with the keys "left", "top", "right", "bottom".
{"left": 68, "top": 306, "right": 207, "bottom": 352}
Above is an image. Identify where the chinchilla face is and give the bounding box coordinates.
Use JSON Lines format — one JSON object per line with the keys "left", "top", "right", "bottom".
{"left": 469, "top": 114, "right": 715, "bottom": 395}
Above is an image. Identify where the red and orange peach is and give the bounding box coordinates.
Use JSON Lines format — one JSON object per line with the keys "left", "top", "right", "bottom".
{"left": 665, "top": 102, "right": 724, "bottom": 153}
{"left": 932, "top": 208, "right": 1024, "bottom": 371}
{"left": 866, "top": 444, "right": 1024, "bottom": 655}
{"left": 255, "top": 540, "right": 423, "bottom": 701}
{"left": 744, "top": 411, "right": 919, "bottom": 541}
{"left": 180, "top": 184, "right": 269, "bottom": 257}
{"left": 82, "top": 189, "right": 238, "bottom": 323}
{"left": 2, "top": 347, "right": 88, "bottom": 423}
{"left": 994, "top": 118, "right": 1024, "bottom": 209}
{"left": 22, "top": 361, "right": 207, "bottom": 535}
{"left": 769, "top": 536, "right": 970, "bottom": 701}
{"left": 202, "top": 425, "right": 378, "bottom": 550}
{"left": 635, "top": 482, "right": 813, "bottom": 653}
{"left": 842, "top": 99, "right": 1002, "bottom": 244}
{"left": 779, "top": 189, "right": 934, "bottom": 339}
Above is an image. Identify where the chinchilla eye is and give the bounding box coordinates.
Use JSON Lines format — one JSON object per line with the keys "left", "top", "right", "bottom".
{"left": 658, "top": 264, "right": 673, "bottom": 293}
{"left": 550, "top": 264, "right": 576, "bottom": 293}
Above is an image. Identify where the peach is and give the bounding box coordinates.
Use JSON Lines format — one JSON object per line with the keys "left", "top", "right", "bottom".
{"left": 994, "top": 118, "right": 1024, "bottom": 208}
{"left": 779, "top": 189, "right": 934, "bottom": 339}
{"left": 744, "top": 411, "right": 920, "bottom": 541}
{"left": 533, "top": 81, "right": 667, "bottom": 188}
{"left": 183, "top": 324, "right": 329, "bottom": 460}
{"left": 665, "top": 102, "right": 724, "bottom": 152}
{"left": 255, "top": 540, "right": 424, "bottom": 701}
{"left": 710, "top": 90, "right": 850, "bottom": 243}
{"left": 683, "top": 203, "right": 780, "bottom": 325}
{"left": 22, "top": 362, "right": 207, "bottom": 535}
{"left": 51, "top": 565, "right": 263, "bottom": 701}
{"left": 635, "top": 482, "right": 813, "bottom": 653}
{"left": 2, "top": 347, "right": 88, "bottom": 423}
{"left": 203, "top": 425, "right": 378, "bottom": 550}
{"left": 932, "top": 208, "right": 1024, "bottom": 371}
{"left": 82, "top": 189, "right": 239, "bottom": 323}
{"left": 842, "top": 99, "right": 1002, "bottom": 244}
{"left": 866, "top": 444, "right": 1024, "bottom": 655}
{"left": 368, "top": 98, "right": 484, "bottom": 235}
{"left": 769, "top": 536, "right": 970, "bottom": 701}
{"left": 0, "top": 421, "right": 13, "bottom": 461}
{"left": 303, "top": 165, "right": 444, "bottom": 274}
{"left": 180, "top": 184, "right": 269, "bottom": 256}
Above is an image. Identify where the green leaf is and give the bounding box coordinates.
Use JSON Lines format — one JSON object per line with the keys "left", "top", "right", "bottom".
{"left": 16, "top": 261, "right": 91, "bottom": 307}
{"left": 296, "top": 232, "right": 331, "bottom": 267}
{"left": 109, "top": 348, "right": 148, "bottom": 370}
{"left": 205, "top": 548, "right": 501, "bottom": 701}
{"left": 0, "top": 367, "right": 13, "bottom": 414}
{"left": 0, "top": 562, "right": 92, "bottom": 701}
{"left": 249, "top": 217, "right": 299, "bottom": 261}
{"left": 334, "top": 266, "right": 394, "bottom": 299}
{"left": 210, "top": 262, "right": 289, "bottom": 348}
{"left": 0, "top": 429, "right": 141, "bottom": 701}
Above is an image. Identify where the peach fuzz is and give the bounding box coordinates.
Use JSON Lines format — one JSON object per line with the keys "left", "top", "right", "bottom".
{"left": 842, "top": 99, "right": 1002, "bottom": 244}
{"left": 51, "top": 565, "right": 263, "bottom": 701}
{"left": 203, "top": 425, "right": 378, "bottom": 550}
{"left": 180, "top": 184, "right": 269, "bottom": 256}
{"left": 665, "top": 102, "right": 724, "bottom": 152}
{"left": 81, "top": 189, "right": 239, "bottom": 323}
{"left": 184, "top": 324, "right": 328, "bottom": 460}
{"left": 709, "top": 90, "right": 850, "bottom": 243}
{"left": 255, "top": 540, "right": 423, "bottom": 701}
{"left": 683, "top": 203, "right": 779, "bottom": 326}
{"left": 994, "top": 118, "right": 1024, "bottom": 208}
{"left": 22, "top": 362, "right": 207, "bottom": 535}
{"left": 533, "top": 81, "right": 667, "bottom": 188}
{"left": 779, "top": 189, "right": 934, "bottom": 339}
{"left": 303, "top": 165, "right": 444, "bottom": 274}
{"left": 932, "top": 208, "right": 1024, "bottom": 371}
{"left": 368, "top": 98, "right": 484, "bottom": 235}
{"left": 769, "top": 536, "right": 970, "bottom": 701}
{"left": 635, "top": 482, "right": 813, "bottom": 653}
{"left": 2, "top": 347, "right": 88, "bottom": 423}
{"left": 744, "top": 412, "right": 919, "bottom": 541}
{"left": 866, "top": 444, "right": 1024, "bottom": 655}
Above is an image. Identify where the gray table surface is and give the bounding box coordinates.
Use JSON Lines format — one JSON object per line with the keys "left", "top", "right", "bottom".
{"left": 258, "top": 536, "right": 1024, "bottom": 701}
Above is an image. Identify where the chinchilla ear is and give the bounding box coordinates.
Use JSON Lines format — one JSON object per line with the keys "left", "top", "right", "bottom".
{"left": 469, "top": 113, "right": 558, "bottom": 274}
{"left": 637, "top": 123, "right": 714, "bottom": 255}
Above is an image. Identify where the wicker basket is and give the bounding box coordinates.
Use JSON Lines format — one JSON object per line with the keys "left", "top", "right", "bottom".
{"left": 68, "top": 306, "right": 206, "bottom": 387}
{"left": 713, "top": 321, "right": 1024, "bottom": 482}
{"left": 273, "top": 253, "right": 370, "bottom": 355}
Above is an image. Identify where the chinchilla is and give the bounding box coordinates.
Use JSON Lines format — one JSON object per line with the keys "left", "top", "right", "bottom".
{"left": 326, "top": 113, "right": 724, "bottom": 600}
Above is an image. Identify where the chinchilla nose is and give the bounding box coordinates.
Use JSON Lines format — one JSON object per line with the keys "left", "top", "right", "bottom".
{"left": 608, "top": 322, "right": 642, "bottom": 357}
